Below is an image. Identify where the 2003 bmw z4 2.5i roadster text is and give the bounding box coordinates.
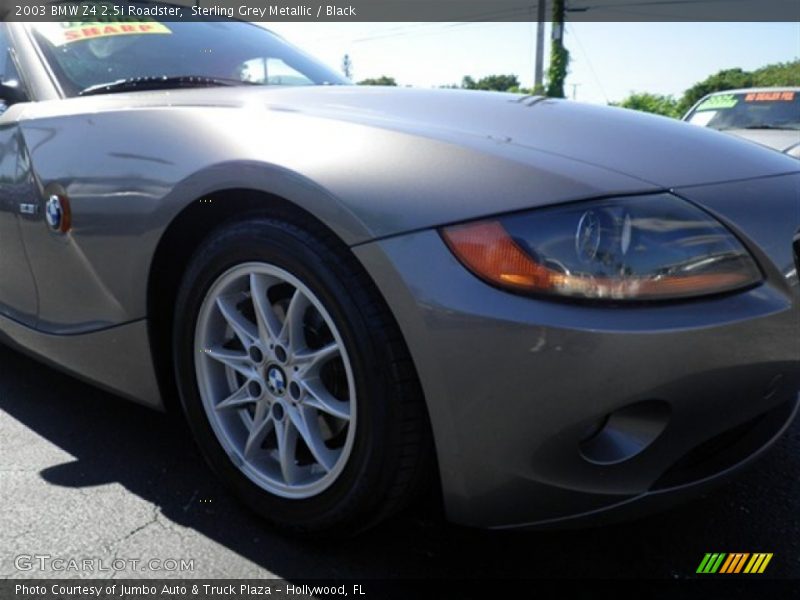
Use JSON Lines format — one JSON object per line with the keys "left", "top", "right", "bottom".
{"left": 0, "top": 13, "right": 798, "bottom": 534}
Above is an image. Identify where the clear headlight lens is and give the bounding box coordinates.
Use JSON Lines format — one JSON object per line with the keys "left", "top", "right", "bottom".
{"left": 441, "top": 194, "right": 762, "bottom": 301}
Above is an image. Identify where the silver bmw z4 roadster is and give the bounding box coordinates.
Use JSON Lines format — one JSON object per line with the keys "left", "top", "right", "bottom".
{"left": 0, "top": 14, "right": 798, "bottom": 534}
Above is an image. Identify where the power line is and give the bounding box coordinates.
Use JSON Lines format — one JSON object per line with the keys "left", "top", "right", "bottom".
{"left": 350, "top": 16, "right": 532, "bottom": 44}
{"left": 347, "top": 5, "right": 542, "bottom": 43}
{"left": 350, "top": 23, "right": 455, "bottom": 43}
{"left": 569, "top": 0, "right": 742, "bottom": 10}
{"left": 565, "top": 22, "right": 609, "bottom": 103}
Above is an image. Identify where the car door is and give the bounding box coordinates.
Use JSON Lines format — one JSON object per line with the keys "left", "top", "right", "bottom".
{"left": 0, "top": 24, "right": 38, "bottom": 326}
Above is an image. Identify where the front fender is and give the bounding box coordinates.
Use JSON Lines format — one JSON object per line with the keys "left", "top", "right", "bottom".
{"left": 18, "top": 105, "right": 372, "bottom": 331}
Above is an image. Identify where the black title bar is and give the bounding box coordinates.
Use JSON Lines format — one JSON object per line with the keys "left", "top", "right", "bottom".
{"left": 2, "top": 0, "right": 799, "bottom": 22}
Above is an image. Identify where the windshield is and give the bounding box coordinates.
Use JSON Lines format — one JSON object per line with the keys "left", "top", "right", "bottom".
{"left": 685, "top": 90, "right": 800, "bottom": 130}
{"left": 28, "top": 16, "right": 347, "bottom": 97}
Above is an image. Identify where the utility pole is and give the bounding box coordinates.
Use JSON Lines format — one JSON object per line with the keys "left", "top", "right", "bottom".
{"left": 533, "top": 1, "right": 546, "bottom": 93}
{"left": 546, "top": 0, "right": 569, "bottom": 98}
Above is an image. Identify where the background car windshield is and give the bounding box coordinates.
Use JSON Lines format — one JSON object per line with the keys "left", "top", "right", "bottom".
{"left": 29, "top": 18, "right": 347, "bottom": 96}
{"left": 686, "top": 91, "right": 800, "bottom": 130}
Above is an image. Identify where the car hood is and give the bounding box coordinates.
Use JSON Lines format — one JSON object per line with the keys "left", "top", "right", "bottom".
{"left": 252, "top": 86, "right": 799, "bottom": 187}
{"left": 719, "top": 128, "right": 800, "bottom": 153}
{"left": 32, "top": 86, "right": 799, "bottom": 190}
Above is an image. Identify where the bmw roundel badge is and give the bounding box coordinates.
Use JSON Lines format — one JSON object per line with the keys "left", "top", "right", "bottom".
{"left": 45, "top": 194, "right": 67, "bottom": 233}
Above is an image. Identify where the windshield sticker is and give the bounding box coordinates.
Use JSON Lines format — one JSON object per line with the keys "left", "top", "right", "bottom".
{"left": 688, "top": 111, "right": 716, "bottom": 127}
{"left": 745, "top": 91, "right": 795, "bottom": 102}
{"left": 695, "top": 94, "right": 738, "bottom": 111}
{"left": 37, "top": 21, "right": 172, "bottom": 46}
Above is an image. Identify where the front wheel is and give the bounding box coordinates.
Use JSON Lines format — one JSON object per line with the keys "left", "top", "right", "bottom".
{"left": 173, "top": 216, "right": 432, "bottom": 535}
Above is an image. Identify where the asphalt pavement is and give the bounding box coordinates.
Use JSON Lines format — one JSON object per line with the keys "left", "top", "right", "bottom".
{"left": 1, "top": 342, "right": 798, "bottom": 581}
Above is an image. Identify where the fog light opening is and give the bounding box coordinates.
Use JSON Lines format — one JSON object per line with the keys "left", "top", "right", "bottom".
{"left": 579, "top": 400, "right": 671, "bottom": 466}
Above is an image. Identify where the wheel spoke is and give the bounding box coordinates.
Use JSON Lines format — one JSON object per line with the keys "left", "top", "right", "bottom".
{"left": 215, "top": 382, "right": 256, "bottom": 411}
{"left": 206, "top": 345, "right": 257, "bottom": 380}
{"left": 275, "top": 418, "right": 301, "bottom": 485}
{"left": 302, "top": 378, "right": 351, "bottom": 421}
{"left": 288, "top": 405, "right": 338, "bottom": 472}
{"left": 243, "top": 403, "right": 273, "bottom": 459}
{"left": 279, "top": 289, "right": 310, "bottom": 353}
{"left": 249, "top": 273, "right": 282, "bottom": 343}
{"left": 295, "top": 342, "right": 340, "bottom": 377}
{"left": 216, "top": 295, "right": 257, "bottom": 348}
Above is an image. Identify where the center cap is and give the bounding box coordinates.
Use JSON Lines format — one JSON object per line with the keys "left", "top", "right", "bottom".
{"left": 266, "top": 365, "right": 287, "bottom": 396}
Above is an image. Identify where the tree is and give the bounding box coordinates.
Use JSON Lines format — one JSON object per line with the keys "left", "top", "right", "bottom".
{"left": 752, "top": 59, "right": 800, "bottom": 87}
{"left": 461, "top": 74, "right": 520, "bottom": 92}
{"left": 613, "top": 92, "right": 680, "bottom": 118}
{"left": 612, "top": 59, "right": 800, "bottom": 119}
{"left": 509, "top": 86, "right": 537, "bottom": 95}
{"left": 546, "top": 0, "right": 570, "bottom": 98}
{"left": 341, "top": 54, "right": 353, "bottom": 80}
{"left": 358, "top": 76, "right": 398, "bottom": 86}
{"left": 676, "top": 60, "right": 800, "bottom": 114}
{"left": 677, "top": 67, "right": 752, "bottom": 114}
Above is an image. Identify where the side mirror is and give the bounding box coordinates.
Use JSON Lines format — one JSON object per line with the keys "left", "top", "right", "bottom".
{"left": 0, "top": 80, "right": 27, "bottom": 107}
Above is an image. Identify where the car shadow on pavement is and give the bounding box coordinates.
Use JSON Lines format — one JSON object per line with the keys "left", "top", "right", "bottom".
{"left": 1, "top": 343, "right": 797, "bottom": 579}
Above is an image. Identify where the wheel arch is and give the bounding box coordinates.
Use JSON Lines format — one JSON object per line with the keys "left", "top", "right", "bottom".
{"left": 145, "top": 160, "right": 371, "bottom": 414}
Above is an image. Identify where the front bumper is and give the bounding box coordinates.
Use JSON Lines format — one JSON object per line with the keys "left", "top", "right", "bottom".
{"left": 353, "top": 197, "right": 799, "bottom": 529}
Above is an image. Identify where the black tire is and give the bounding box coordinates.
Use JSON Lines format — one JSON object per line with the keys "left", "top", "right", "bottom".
{"left": 173, "top": 214, "right": 433, "bottom": 535}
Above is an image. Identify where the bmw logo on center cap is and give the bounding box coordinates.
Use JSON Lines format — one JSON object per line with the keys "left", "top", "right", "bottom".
{"left": 267, "top": 366, "right": 287, "bottom": 396}
{"left": 46, "top": 194, "right": 65, "bottom": 232}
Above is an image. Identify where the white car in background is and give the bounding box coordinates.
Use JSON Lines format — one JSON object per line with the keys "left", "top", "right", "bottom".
{"left": 683, "top": 87, "right": 800, "bottom": 158}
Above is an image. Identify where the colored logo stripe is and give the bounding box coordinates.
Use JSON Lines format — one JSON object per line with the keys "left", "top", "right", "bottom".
{"left": 697, "top": 553, "right": 726, "bottom": 573}
{"left": 744, "top": 553, "right": 773, "bottom": 574}
{"left": 697, "top": 553, "right": 773, "bottom": 574}
{"left": 720, "top": 553, "right": 749, "bottom": 573}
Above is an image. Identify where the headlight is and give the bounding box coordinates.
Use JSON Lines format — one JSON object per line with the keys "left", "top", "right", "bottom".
{"left": 441, "top": 193, "right": 762, "bottom": 301}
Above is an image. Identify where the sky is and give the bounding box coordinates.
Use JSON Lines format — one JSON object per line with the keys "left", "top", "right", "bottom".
{"left": 265, "top": 21, "right": 800, "bottom": 105}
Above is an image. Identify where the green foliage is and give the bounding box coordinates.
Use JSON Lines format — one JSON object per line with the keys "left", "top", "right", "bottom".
{"left": 461, "top": 74, "right": 520, "bottom": 92}
{"left": 508, "top": 86, "right": 537, "bottom": 95}
{"left": 546, "top": 42, "right": 570, "bottom": 98}
{"left": 546, "top": 0, "right": 569, "bottom": 98}
{"left": 357, "top": 76, "right": 398, "bottom": 86}
{"left": 676, "top": 60, "right": 800, "bottom": 114}
{"left": 615, "top": 60, "right": 800, "bottom": 119}
{"left": 752, "top": 60, "right": 800, "bottom": 87}
{"left": 613, "top": 92, "right": 680, "bottom": 118}
{"left": 677, "top": 67, "right": 752, "bottom": 115}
